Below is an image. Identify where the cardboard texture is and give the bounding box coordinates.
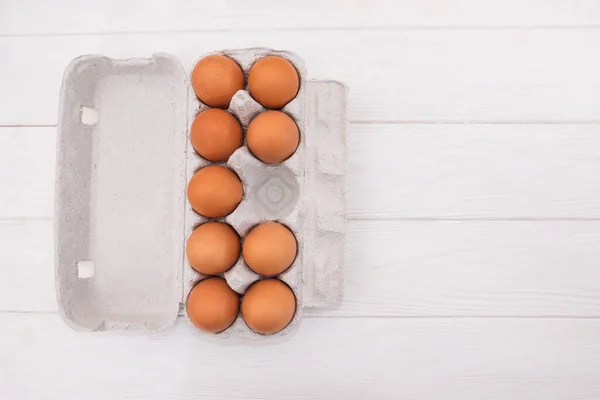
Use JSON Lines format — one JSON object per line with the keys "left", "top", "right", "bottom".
{"left": 55, "top": 49, "right": 347, "bottom": 338}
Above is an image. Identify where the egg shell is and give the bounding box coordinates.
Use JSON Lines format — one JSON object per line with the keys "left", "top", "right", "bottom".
{"left": 187, "top": 166, "right": 243, "bottom": 218}
{"left": 248, "top": 55, "right": 300, "bottom": 109}
{"left": 247, "top": 110, "right": 300, "bottom": 164}
{"left": 242, "top": 222, "right": 297, "bottom": 276}
{"left": 186, "top": 277, "right": 240, "bottom": 333}
{"left": 191, "top": 54, "right": 245, "bottom": 108}
{"left": 241, "top": 279, "right": 297, "bottom": 335}
{"left": 186, "top": 222, "right": 241, "bottom": 275}
{"left": 190, "top": 109, "right": 243, "bottom": 162}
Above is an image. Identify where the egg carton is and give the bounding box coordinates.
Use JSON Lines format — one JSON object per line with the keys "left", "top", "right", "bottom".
{"left": 55, "top": 49, "right": 347, "bottom": 338}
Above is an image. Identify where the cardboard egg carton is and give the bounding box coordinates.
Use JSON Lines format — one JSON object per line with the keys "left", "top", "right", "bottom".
{"left": 55, "top": 48, "right": 347, "bottom": 338}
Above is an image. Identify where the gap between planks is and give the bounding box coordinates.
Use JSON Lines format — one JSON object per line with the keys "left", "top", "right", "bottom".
{"left": 4, "top": 310, "right": 600, "bottom": 320}
{"left": 3, "top": 0, "right": 600, "bottom": 36}
{"left": 5, "top": 25, "right": 600, "bottom": 39}
{"left": 8, "top": 120, "right": 600, "bottom": 128}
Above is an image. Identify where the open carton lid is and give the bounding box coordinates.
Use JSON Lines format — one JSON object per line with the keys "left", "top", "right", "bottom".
{"left": 56, "top": 54, "right": 187, "bottom": 331}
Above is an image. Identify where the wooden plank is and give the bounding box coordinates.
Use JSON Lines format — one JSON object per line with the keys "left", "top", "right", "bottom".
{"left": 349, "top": 123, "right": 600, "bottom": 219}
{"left": 0, "top": 220, "right": 55, "bottom": 312}
{"left": 3, "top": 29, "right": 600, "bottom": 125}
{"left": 2, "top": 0, "right": 600, "bottom": 35}
{"left": 4, "top": 124, "right": 600, "bottom": 220}
{"left": 0, "top": 127, "right": 55, "bottom": 219}
{"left": 4, "top": 219, "right": 600, "bottom": 316}
{"left": 338, "top": 220, "right": 600, "bottom": 317}
{"left": 1, "top": 314, "right": 600, "bottom": 399}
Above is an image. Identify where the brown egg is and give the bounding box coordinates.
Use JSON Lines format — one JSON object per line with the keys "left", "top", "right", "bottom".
{"left": 191, "top": 109, "right": 243, "bottom": 162}
{"left": 246, "top": 111, "right": 299, "bottom": 164}
{"left": 186, "top": 277, "right": 240, "bottom": 333}
{"left": 191, "top": 54, "right": 245, "bottom": 108}
{"left": 242, "top": 279, "right": 296, "bottom": 334}
{"left": 248, "top": 56, "right": 299, "bottom": 109}
{"left": 242, "top": 222, "right": 297, "bottom": 276}
{"left": 187, "top": 166, "right": 243, "bottom": 218}
{"left": 186, "top": 222, "right": 240, "bottom": 275}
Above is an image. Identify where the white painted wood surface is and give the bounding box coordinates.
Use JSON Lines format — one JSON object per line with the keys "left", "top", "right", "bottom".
{"left": 4, "top": 29, "right": 600, "bottom": 125}
{"left": 3, "top": 315, "right": 600, "bottom": 400}
{"left": 3, "top": 0, "right": 600, "bottom": 35}
{"left": 2, "top": 1, "right": 600, "bottom": 399}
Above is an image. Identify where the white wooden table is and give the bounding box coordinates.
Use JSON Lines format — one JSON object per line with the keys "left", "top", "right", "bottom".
{"left": 3, "top": 1, "right": 600, "bottom": 399}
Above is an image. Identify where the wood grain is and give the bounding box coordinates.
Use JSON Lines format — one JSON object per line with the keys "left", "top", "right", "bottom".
{"left": 4, "top": 219, "right": 600, "bottom": 316}
{"left": 4, "top": 125, "right": 600, "bottom": 220}
{"left": 2, "top": 0, "right": 600, "bottom": 35}
{"left": 3, "top": 29, "right": 600, "bottom": 125}
{"left": 2, "top": 314, "right": 600, "bottom": 400}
